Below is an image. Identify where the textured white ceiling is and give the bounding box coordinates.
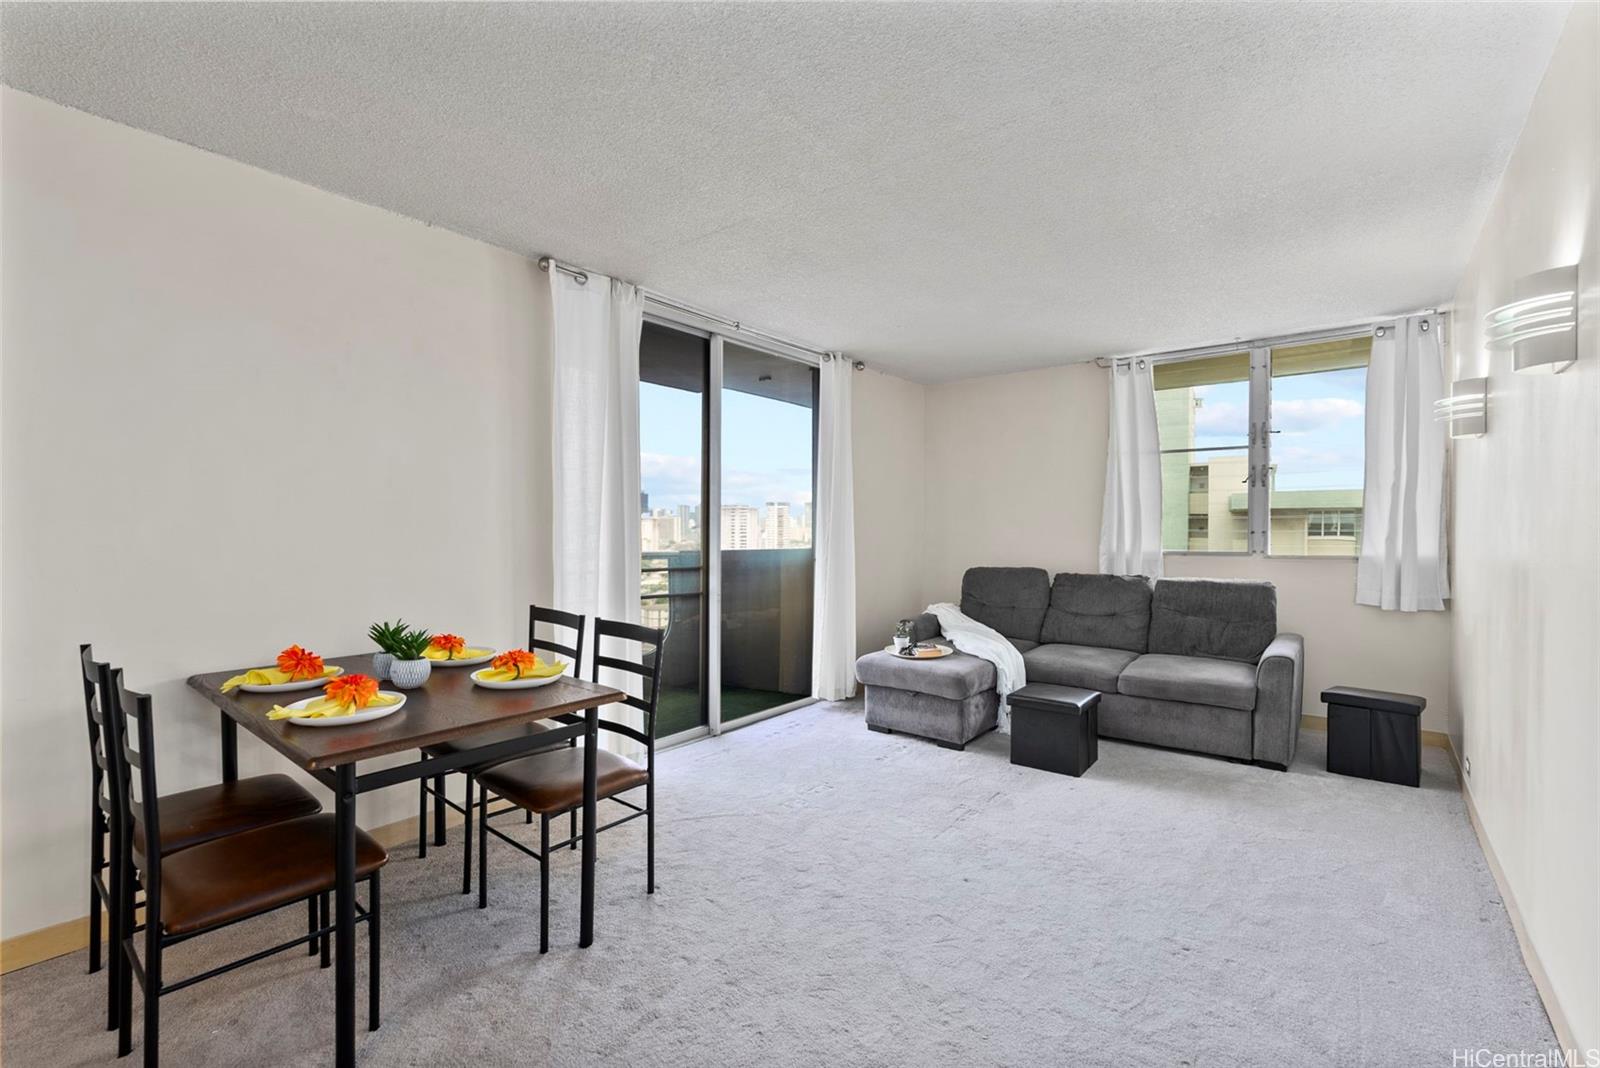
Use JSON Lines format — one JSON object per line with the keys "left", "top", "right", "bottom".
{"left": 0, "top": 3, "right": 1570, "bottom": 381}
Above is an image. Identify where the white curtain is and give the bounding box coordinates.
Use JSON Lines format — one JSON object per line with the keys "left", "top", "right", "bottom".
{"left": 812, "top": 354, "right": 857, "bottom": 701}
{"left": 1357, "top": 314, "right": 1450, "bottom": 612}
{"left": 549, "top": 269, "right": 644, "bottom": 749}
{"left": 1099, "top": 358, "right": 1164, "bottom": 577}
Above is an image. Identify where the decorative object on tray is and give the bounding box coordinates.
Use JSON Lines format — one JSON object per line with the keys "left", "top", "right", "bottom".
{"left": 220, "top": 644, "right": 345, "bottom": 693}
{"left": 368, "top": 620, "right": 434, "bottom": 689}
{"left": 422, "top": 633, "right": 496, "bottom": 667}
{"left": 268, "top": 673, "right": 405, "bottom": 727}
{"left": 471, "top": 649, "right": 568, "bottom": 690}
{"left": 886, "top": 642, "right": 954, "bottom": 660}
{"left": 893, "top": 619, "right": 915, "bottom": 653}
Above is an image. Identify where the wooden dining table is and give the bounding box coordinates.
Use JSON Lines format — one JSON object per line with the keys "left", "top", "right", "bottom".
{"left": 188, "top": 653, "right": 625, "bottom": 1067}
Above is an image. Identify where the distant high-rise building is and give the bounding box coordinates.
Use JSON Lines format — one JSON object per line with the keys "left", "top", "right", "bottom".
{"left": 640, "top": 491, "right": 649, "bottom": 516}
{"left": 762, "top": 501, "right": 791, "bottom": 549}
{"left": 721, "top": 504, "right": 758, "bottom": 550}
{"left": 641, "top": 508, "right": 681, "bottom": 552}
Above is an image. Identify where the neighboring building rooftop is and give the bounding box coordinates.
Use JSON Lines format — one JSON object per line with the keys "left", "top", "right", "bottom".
{"left": 1228, "top": 489, "right": 1363, "bottom": 513}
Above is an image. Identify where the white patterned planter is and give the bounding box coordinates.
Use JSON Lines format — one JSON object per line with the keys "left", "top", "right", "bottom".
{"left": 388, "top": 658, "right": 431, "bottom": 690}
{"left": 372, "top": 652, "right": 394, "bottom": 681}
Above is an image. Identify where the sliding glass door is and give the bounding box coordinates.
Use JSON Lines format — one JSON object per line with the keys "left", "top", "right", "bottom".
{"left": 718, "top": 342, "right": 817, "bottom": 725}
{"left": 639, "top": 323, "right": 818, "bottom": 741}
{"left": 639, "top": 322, "right": 709, "bottom": 737}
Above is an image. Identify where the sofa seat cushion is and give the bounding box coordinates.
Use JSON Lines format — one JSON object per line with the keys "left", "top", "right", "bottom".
{"left": 1008, "top": 637, "right": 1039, "bottom": 654}
{"left": 855, "top": 649, "right": 995, "bottom": 702}
{"left": 1117, "top": 653, "right": 1258, "bottom": 712}
{"left": 1022, "top": 644, "right": 1138, "bottom": 693}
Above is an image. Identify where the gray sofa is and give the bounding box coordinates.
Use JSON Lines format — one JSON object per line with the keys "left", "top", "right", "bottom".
{"left": 854, "top": 567, "right": 1305, "bottom": 769}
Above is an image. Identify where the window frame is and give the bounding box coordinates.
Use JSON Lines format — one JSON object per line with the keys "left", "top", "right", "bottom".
{"left": 1152, "top": 327, "right": 1373, "bottom": 559}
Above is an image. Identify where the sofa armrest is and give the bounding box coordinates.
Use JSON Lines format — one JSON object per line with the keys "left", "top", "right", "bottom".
{"left": 1253, "top": 633, "right": 1304, "bottom": 767}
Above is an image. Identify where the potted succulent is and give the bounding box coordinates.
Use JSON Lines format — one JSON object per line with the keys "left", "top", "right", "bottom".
{"left": 369, "top": 620, "right": 433, "bottom": 689}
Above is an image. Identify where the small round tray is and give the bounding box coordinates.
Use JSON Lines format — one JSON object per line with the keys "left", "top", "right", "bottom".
{"left": 884, "top": 643, "right": 954, "bottom": 660}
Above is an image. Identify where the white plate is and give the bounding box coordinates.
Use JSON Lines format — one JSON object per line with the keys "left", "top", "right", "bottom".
{"left": 470, "top": 666, "right": 569, "bottom": 690}
{"left": 283, "top": 691, "right": 407, "bottom": 728}
{"left": 239, "top": 667, "right": 346, "bottom": 694}
{"left": 425, "top": 644, "right": 497, "bottom": 668}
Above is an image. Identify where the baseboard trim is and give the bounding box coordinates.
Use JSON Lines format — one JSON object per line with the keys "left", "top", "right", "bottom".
{"left": 1445, "top": 738, "right": 1579, "bottom": 1055}
{"left": 0, "top": 808, "right": 456, "bottom": 976}
{"left": 1298, "top": 713, "right": 1450, "bottom": 750}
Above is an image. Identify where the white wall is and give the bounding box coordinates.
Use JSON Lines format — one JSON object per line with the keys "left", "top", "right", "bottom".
{"left": 1447, "top": 6, "right": 1598, "bottom": 1051}
{"left": 0, "top": 89, "right": 553, "bottom": 939}
{"left": 919, "top": 362, "right": 1455, "bottom": 733}
{"left": 851, "top": 368, "right": 928, "bottom": 654}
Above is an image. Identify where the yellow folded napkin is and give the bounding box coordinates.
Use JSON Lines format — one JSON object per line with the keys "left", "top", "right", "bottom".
{"left": 221, "top": 665, "right": 343, "bottom": 692}
{"left": 424, "top": 645, "right": 493, "bottom": 661}
{"left": 476, "top": 659, "right": 566, "bottom": 682}
{"left": 267, "top": 692, "right": 401, "bottom": 720}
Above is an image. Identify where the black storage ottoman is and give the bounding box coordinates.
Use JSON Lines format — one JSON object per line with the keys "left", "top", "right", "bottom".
{"left": 1009, "top": 684, "right": 1100, "bottom": 777}
{"left": 1322, "top": 685, "right": 1426, "bottom": 788}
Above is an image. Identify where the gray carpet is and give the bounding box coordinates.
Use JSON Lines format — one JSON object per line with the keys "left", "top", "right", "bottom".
{"left": 1, "top": 701, "right": 1555, "bottom": 1066}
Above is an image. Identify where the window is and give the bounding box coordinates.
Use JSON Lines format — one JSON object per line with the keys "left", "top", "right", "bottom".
{"left": 1155, "top": 351, "right": 1250, "bottom": 553}
{"left": 1267, "top": 337, "right": 1369, "bottom": 557}
{"left": 1307, "top": 510, "right": 1359, "bottom": 538}
{"left": 1156, "top": 334, "right": 1370, "bottom": 557}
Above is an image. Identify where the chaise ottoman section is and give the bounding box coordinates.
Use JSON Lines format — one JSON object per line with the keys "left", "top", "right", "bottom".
{"left": 854, "top": 648, "right": 998, "bottom": 750}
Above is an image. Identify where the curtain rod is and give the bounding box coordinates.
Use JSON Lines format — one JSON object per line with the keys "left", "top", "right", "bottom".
{"left": 537, "top": 255, "right": 860, "bottom": 368}
{"left": 1092, "top": 310, "right": 1443, "bottom": 368}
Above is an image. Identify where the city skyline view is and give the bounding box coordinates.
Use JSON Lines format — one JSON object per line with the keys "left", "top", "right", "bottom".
{"left": 640, "top": 380, "right": 815, "bottom": 515}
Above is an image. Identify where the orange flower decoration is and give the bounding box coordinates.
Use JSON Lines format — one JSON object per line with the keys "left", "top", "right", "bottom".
{"left": 491, "top": 649, "right": 539, "bottom": 679}
{"left": 324, "top": 674, "right": 380, "bottom": 710}
{"left": 430, "top": 634, "right": 467, "bottom": 658}
{"left": 276, "top": 644, "right": 326, "bottom": 681}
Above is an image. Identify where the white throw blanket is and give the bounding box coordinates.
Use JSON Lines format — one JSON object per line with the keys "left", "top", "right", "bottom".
{"left": 926, "top": 602, "right": 1026, "bottom": 734}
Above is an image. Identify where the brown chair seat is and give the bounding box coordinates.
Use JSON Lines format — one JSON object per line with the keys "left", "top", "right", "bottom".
{"left": 159, "top": 814, "right": 386, "bottom": 936}
{"left": 478, "top": 747, "right": 648, "bottom": 816}
{"left": 422, "top": 720, "right": 556, "bottom": 759}
{"left": 132, "top": 773, "right": 321, "bottom": 863}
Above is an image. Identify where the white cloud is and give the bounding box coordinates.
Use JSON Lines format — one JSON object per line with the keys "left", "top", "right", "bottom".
{"left": 643, "top": 452, "right": 812, "bottom": 511}
{"left": 1271, "top": 398, "right": 1362, "bottom": 432}
{"left": 1194, "top": 400, "right": 1247, "bottom": 436}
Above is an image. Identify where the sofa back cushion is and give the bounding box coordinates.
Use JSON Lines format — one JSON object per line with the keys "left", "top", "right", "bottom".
{"left": 960, "top": 567, "right": 1050, "bottom": 643}
{"left": 1039, "top": 573, "right": 1152, "bottom": 653}
{"left": 1147, "top": 578, "right": 1277, "bottom": 663}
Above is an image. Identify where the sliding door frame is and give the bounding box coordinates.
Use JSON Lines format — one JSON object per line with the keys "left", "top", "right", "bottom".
{"left": 706, "top": 333, "right": 725, "bottom": 736}
{"left": 644, "top": 307, "right": 818, "bottom": 747}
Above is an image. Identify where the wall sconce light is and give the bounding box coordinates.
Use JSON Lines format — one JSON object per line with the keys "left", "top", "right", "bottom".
{"left": 1484, "top": 265, "right": 1578, "bottom": 374}
{"left": 1433, "top": 377, "right": 1488, "bottom": 438}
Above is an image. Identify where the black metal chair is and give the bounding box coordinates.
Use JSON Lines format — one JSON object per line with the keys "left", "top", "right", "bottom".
{"left": 416, "top": 605, "right": 586, "bottom": 894}
{"left": 79, "top": 645, "right": 322, "bottom": 1035}
{"left": 472, "top": 618, "right": 664, "bottom": 952}
{"left": 106, "top": 667, "right": 387, "bottom": 1065}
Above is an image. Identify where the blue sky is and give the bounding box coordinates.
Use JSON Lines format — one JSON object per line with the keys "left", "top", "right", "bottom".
{"left": 641, "top": 383, "right": 813, "bottom": 513}
{"left": 643, "top": 366, "right": 1364, "bottom": 512}
{"left": 1190, "top": 368, "right": 1366, "bottom": 491}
